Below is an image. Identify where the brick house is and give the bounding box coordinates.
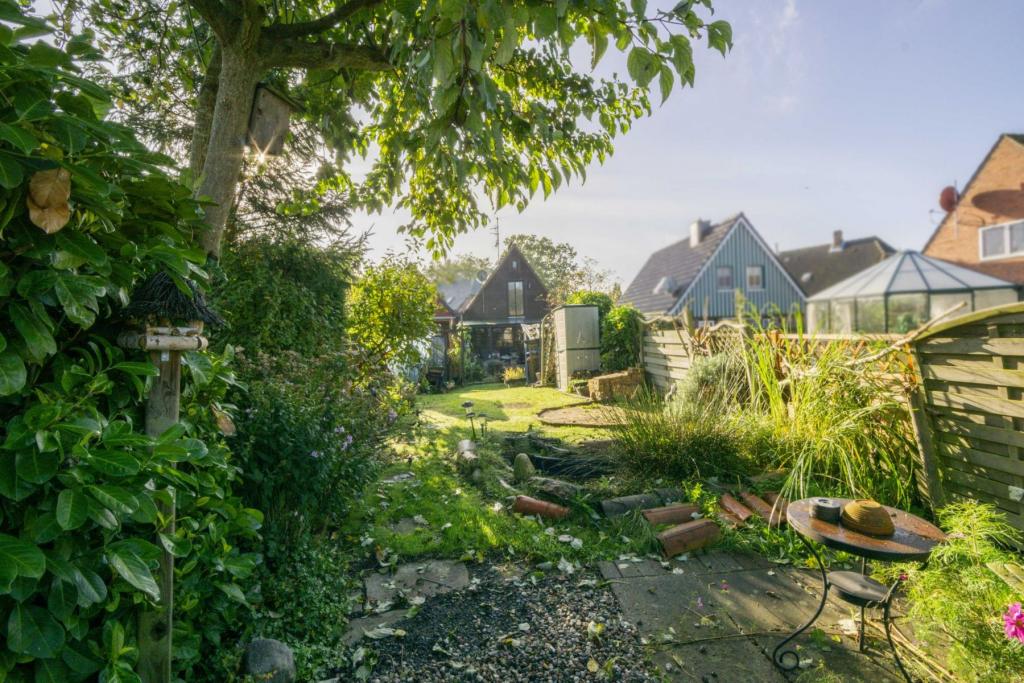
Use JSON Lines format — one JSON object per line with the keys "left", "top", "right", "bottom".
{"left": 923, "top": 134, "right": 1024, "bottom": 284}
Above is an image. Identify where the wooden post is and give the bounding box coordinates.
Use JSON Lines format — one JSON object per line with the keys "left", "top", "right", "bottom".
{"left": 905, "top": 354, "right": 945, "bottom": 510}
{"left": 138, "top": 350, "right": 180, "bottom": 683}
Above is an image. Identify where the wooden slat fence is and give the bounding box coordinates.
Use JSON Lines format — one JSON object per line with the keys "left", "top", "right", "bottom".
{"left": 911, "top": 303, "right": 1024, "bottom": 532}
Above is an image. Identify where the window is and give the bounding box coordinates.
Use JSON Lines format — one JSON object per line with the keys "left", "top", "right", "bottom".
{"left": 511, "top": 259, "right": 518, "bottom": 271}
{"left": 746, "top": 265, "right": 764, "bottom": 290}
{"left": 716, "top": 266, "right": 733, "bottom": 291}
{"left": 508, "top": 281, "right": 524, "bottom": 316}
{"left": 980, "top": 221, "right": 1024, "bottom": 260}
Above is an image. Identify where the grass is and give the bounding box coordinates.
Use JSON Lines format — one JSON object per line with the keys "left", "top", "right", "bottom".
{"left": 417, "top": 382, "right": 610, "bottom": 444}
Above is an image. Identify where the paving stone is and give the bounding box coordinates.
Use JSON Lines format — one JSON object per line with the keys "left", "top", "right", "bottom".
{"left": 597, "top": 561, "right": 621, "bottom": 580}
{"left": 750, "top": 634, "right": 905, "bottom": 682}
{"left": 380, "top": 471, "right": 415, "bottom": 485}
{"left": 616, "top": 559, "right": 667, "bottom": 578}
{"left": 364, "top": 560, "right": 470, "bottom": 607}
{"left": 342, "top": 609, "right": 409, "bottom": 646}
{"left": 655, "top": 636, "right": 787, "bottom": 682}
{"left": 694, "top": 551, "right": 745, "bottom": 573}
{"left": 608, "top": 573, "right": 731, "bottom": 640}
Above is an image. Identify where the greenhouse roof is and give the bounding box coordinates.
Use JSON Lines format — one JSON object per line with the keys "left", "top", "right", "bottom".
{"left": 807, "top": 251, "right": 1015, "bottom": 301}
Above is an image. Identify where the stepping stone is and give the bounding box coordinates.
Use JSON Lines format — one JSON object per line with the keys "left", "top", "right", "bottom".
{"left": 381, "top": 472, "right": 415, "bottom": 485}
{"left": 389, "top": 517, "right": 425, "bottom": 534}
{"left": 364, "top": 560, "right": 470, "bottom": 607}
{"left": 656, "top": 637, "right": 787, "bottom": 682}
{"left": 342, "top": 609, "right": 409, "bottom": 646}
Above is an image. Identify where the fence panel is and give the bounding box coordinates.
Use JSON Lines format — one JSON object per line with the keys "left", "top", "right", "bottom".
{"left": 911, "top": 303, "right": 1024, "bottom": 532}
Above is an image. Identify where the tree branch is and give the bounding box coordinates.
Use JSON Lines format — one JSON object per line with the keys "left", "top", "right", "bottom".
{"left": 264, "top": 0, "right": 383, "bottom": 40}
{"left": 260, "top": 37, "right": 392, "bottom": 71}
{"left": 185, "top": 0, "right": 239, "bottom": 43}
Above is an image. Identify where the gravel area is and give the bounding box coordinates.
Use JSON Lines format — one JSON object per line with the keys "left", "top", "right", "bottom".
{"left": 364, "top": 564, "right": 658, "bottom": 682}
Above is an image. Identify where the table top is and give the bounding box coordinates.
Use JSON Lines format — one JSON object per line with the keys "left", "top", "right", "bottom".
{"left": 788, "top": 498, "right": 946, "bottom": 562}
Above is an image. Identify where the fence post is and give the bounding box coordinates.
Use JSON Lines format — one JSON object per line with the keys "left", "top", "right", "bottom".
{"left": 906, "top": 351, "right": 945, "bottom": 510}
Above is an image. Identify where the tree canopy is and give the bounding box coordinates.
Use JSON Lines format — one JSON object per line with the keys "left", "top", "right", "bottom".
{"left": 505, "top": 233, "right": 613, "bottom": 302}
{"left": 65, "top": 0, "right": 731, "bottom": 258}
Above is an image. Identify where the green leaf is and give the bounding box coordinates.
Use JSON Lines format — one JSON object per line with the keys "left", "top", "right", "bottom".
{"left": 158, "top": 533, "right": 192, "bottom": 558}
{"left": 626, "top": 48, "right": 659, "bottom": 87}
{"left": 216, "top": 582, "right": 248, "bottom": 606}
{"left": 55, "top": 231, "right": 108, "bottom": 268}
{"left": 47, "top": 578, "right": 78, "bottom": 621}
{"left": 0, "top": 350, "right": 27, "bottom": 395}
{"left": 707, "top": 20, "right": 733, "bottom": 56}
{"left": 11, "top": 302, "right": 56, "bottom": 361}
{"left": 34, "top": 657, "right": 70, "bottom": 683}
{"left": 658, "top": 64, "right": 675, "bottom": 104}
{"left": 7, "top": 604, "right": 65, "bottom": 658}
{"left": 16, "top": 450, "right": 59, "bottom": 485}
{"left": 589, "top": 25, "right": 609, "bottom": 70}
{"left": 0, "top": 152, "right": 23, "bottom": 189}
{"left": 87, "top": 484, "right": 138, "bottom": 515}
{"left": 106, "top": 547, "right": 160, "bottom": 601}
{"left": 71, "top": 566, "right": 106, "bottom": 607}
{"left": 55, "top": 274, "right": 103, "bottom": 328}
{"left": 85, "top": 449, "right": 140, "bottom": 477}
{"left": 56, "top": 489, "right": 88, "bottom": 530}
{"left": 0, "top": 533, "right": 46, "bottom": 580}
{"left": 25, "top": 41, "right": 67, "bottom": 67}
{"left": 0, "top": 122, "right": 37, "bottom": 154}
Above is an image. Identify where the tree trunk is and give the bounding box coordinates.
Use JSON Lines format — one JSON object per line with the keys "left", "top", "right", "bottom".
{"left": 189, "top": 44, "right": 222, "bottom": 182}
{"left": 195, "top": 47, "right": 261, "bottom": 258}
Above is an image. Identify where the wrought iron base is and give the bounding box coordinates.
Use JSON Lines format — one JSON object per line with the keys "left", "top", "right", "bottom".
{"left": 772, "top": 535, "right": 913, "bottom": 682}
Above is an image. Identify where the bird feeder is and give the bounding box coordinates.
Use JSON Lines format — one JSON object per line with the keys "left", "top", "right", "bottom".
{"left": 247, "top": 84, "right": 298, "bottom": 156}
{"left": 118, "top": 272, "right": 223, "bottom": 683}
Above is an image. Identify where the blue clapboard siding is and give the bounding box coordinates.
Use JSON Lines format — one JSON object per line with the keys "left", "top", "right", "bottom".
{"left": 672, "top": 218, "right": 805, "bottom": 319}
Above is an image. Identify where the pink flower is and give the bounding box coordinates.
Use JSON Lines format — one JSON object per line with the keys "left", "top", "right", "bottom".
{"left": 1004, "top": 602, "right": 1024, "bottom": 644}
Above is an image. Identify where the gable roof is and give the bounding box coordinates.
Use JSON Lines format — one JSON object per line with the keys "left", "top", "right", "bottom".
{"left": 922, "top": 133, "right": 1024, "bottom": 253}
{"left": 779, "top": 236, "right": 895, "bottom": 296}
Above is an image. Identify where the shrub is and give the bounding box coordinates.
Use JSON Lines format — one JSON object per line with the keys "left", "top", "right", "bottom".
{"left": 230, "top": 349, "right": 412, "bottom": 544}
{"left": 215, "top": 236, "right": 361, "bottom": 357}
{"left": 566, "top": 290, "right": 613, "bottom": 319}
{"left": 503, "top": 366, "right": 525, "bottom": 382}
{"left": 885, "top": 502, "right": 1024, "bottom": 682}
{"left": 613, "top": 391, "right": 753, "bottom": 481}
{"left": 601, "top": 304, "right": 644, "bottom": 371}
{"left": 0, "top": 14, "right": 253, "bottom": 681}
{"left": 677, "top": 352, "right": 747, "bottom": 408}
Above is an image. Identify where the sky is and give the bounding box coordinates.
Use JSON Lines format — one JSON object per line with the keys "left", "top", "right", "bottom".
{"left": 353, "top": 0, "right": 1024, "bottom": 288}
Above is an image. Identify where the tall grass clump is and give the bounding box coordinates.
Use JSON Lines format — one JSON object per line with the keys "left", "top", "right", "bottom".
{"left": 887, "top": 502, "right": 1024, "bottom": 681}
{"left": 740, "top": 327, "right": 918, "bottom": 508}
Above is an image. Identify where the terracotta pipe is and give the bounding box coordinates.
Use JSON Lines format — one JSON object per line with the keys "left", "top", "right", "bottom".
{"left": 512, "top": 495, "right": 569, "bottom": 519}
{"left": 718, "top": 510, "right": 743, "bottom": 528}
{"left": 719, "top": 493, "right": 754, "bottom": 524}
{"left": 642, "top": 503, "right": 700, "bottom": 526}
{"left": 762, "top": 491, "right": 789, "bottom": 526}
{"left": 656, "top": 519, "right": 721, "bottom": 558}
{"left": 740, "top": 492, "right": 783, "bottom": 527}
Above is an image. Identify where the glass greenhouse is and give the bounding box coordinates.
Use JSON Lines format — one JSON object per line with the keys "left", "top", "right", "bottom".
{"left": 807, "top": 251, "right": 1020, "bottom": 334}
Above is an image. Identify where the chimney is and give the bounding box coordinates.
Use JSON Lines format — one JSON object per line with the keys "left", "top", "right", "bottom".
{"left": 830, "top": 229, "right": 844, "bottom": 252}
{"left": 690, "top": 219, "right": 710, "bottom": 248}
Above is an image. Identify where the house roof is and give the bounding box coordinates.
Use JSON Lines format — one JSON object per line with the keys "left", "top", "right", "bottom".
{"left": 437, "top": 277, "right": 482, "bottom": 313}
{"left": 808, "top": 251, "right": 1015, "bottom": 301}
{"left": 779, "top": 236, "right": 895, "bottom": 296}
{"left": 619, "top": 214, "right": 742, "bottom": 315}
{"left": 922, "top": 133, "right": 1024, "bottom": 253}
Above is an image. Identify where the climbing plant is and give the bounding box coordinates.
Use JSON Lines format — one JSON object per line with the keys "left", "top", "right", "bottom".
{"left": 0, "top": 7, "right": 257, "bottom": 681}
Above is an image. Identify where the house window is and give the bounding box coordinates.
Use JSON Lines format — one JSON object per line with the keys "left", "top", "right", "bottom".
{"left": 512, "top": 260, "right": 518, "bottom": 271}
{"left": 746, "top": 265, "right": 764, "bottom": 290}
{"left": 508, "top": 281, "right": 524, "bottom": 316}
{"left": 716, "top": 266, "right": 733, "bottom": 291}
{"left": 979, "top": 221, "right": 1024, "bottom": 260}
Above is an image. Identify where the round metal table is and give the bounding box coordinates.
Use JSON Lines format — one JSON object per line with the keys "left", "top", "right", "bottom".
{"left": 773, "top": 498, "right": 946, "bottom": 682}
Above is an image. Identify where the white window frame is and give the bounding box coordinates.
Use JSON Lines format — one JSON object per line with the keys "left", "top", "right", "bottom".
{"left": 978, "top": 220, "right": 1024, "bottom": 261}
{"left": 716, "top": 266, "right": 733, "bottom": 291}
{"left": 746, "top": 265, "right": 765, "bottom": 291}
{"left": 508, "top": 280, "right": 525, "bottom": 316}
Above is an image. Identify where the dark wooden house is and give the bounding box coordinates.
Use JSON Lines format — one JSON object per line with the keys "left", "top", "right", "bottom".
{"left": 434, "top": 244, "right": 549, "bottom": 380}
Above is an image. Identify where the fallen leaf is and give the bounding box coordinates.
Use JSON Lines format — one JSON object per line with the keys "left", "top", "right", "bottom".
{"left": 27, "top": 195, "right": 70, "bottom": 234}
{"left": 587, "top": 658, "right": 599, "bottom": 673}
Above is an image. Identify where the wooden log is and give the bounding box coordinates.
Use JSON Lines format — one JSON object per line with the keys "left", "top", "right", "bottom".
{"left": 656, "top": 519, "right": 721, "bottom": 557}
{"left": 719, "top": 494, "right": 754, "bottom": 525}
{"left": 512, "top": 495, "right": 569, "bottom": 519}
{"left": 642, "top": 503, "right": 700, "bottom": 526}
{"left": 762, "top": 491, "right": 790, "bottom": 526}
{"left": 740, "top": 492, "right": 784, "bottom": 527}
{"left": 717, "top": 510, "right": 743, "bottom": 528}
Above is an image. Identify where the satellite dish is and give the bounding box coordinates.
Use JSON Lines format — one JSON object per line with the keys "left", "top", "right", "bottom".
{"left": 939, "top": 185, "right": 959, "bottom": 213}
{"left": 971, "top": 186, "right": 1024, "bottom": 219}
{"left": 476, "top": 269, "right": 489, "bottom": 283}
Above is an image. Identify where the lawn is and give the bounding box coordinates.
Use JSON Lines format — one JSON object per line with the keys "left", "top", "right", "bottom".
{"left": 416, "top": 382, "right": 612, "bottom": 444}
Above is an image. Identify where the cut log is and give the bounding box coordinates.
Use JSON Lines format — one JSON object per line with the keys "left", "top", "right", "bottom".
{"left": 718, "top": 510, "right": 743, "bottom": 528}
{"left": 512, "top": 495, "right": 569, "bottom": 519}
{"left": 762, "top": 491, "right": 790, "bottom": 527}
{"left": 641, "top": 503, "right": 701, "bottom": 526}
{"left": 656, "top": 519, "right": 721, "bottom": 557}
{"left": 600, "top": 488, "right": 684, "bottom": 517}
{"left": 719, "top": 493, "right": 754, "bottom": 525}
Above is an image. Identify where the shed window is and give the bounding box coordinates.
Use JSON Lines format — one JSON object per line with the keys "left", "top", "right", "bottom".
{"left": 508, "top": 281, "right": 524, "bottom": 316}
{"left": 716, "top": 266, "right": 733, "bottom": 291}
{"left": 746, "top": 265, "right": 764, "bottom": 290}
{"left": 980, "top": 221, "right": 1024, "bottom": 260}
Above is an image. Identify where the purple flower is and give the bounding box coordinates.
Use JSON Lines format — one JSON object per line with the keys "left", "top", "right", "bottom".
{"left": 334, "top": 425, "right": 346, "bottom": 434}
{"left": 1004, "top": 602, "right": 1024, "bottom": 643}
{"left": 340, "top": 434, "right": 354, "bottom": 451}
{"left": 310, "top": 450, "right": 322, "bottom": 459}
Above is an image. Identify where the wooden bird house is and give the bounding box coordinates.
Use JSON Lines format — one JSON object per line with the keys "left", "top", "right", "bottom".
{"left": 247, "top": 84, "right": 297, "bottom": 156}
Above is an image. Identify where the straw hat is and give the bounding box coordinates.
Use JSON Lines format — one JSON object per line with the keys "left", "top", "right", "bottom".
{"left": 841, "top": 499, "right": 895, "bottom": 536}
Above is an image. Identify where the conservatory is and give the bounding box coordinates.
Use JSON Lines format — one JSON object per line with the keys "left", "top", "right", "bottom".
{"left": 806, "top": 251, "right": 1019, "bottom": 334}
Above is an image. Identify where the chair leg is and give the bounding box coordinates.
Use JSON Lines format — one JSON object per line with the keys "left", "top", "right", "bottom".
{"left": 859, "top": 604, "right": 866, "bottom": 651}
{"left": 883, "top": 602, "right": 912, "bottom": 683}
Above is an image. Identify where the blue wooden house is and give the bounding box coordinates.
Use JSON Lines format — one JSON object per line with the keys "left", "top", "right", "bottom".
{"left": 620, "top": 213, "right": 805, "bottom": 321}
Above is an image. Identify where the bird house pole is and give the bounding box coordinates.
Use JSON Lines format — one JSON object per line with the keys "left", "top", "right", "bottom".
{"left": 119, "top": 323, "right": 208, "bottom": 683}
